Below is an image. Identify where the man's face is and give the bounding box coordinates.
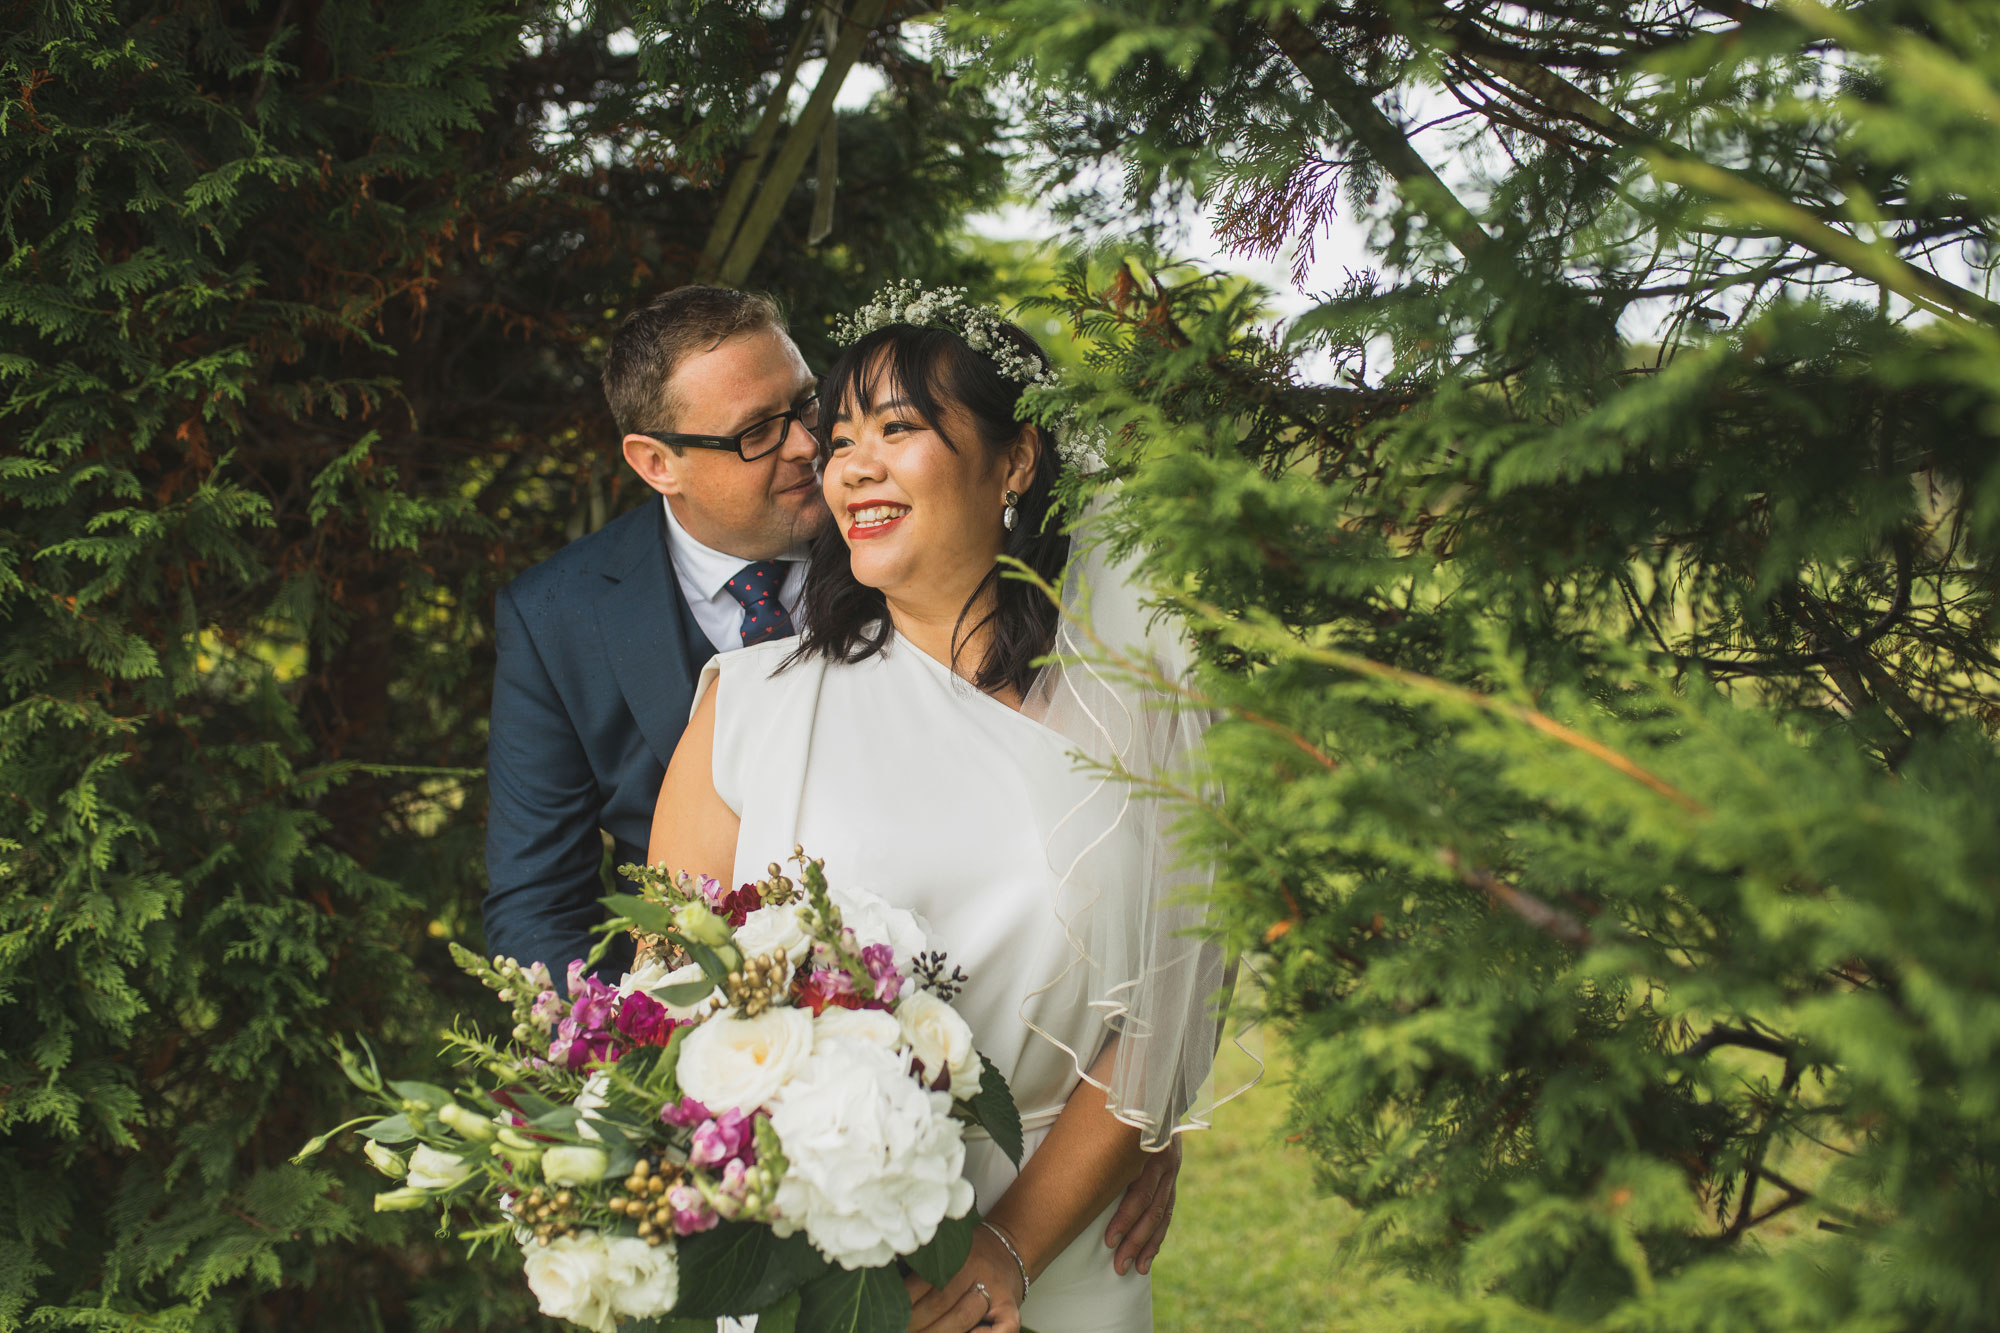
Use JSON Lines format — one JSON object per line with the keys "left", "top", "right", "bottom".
{"left": 621, "top": 327, "right": 829, "bottom": 560}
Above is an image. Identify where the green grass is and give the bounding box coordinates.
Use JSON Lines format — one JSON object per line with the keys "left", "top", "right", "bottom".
{"left": 1153, "top": 1037, "right": 1359, "bottom": 1331}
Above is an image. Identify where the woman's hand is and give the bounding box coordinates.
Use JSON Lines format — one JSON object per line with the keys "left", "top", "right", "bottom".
{"left": 1104, "top": 1136, "right": 1181, "bottom": 1276}
{"left": 905, "top": 1227, "right": 1026, "bottom": 1333}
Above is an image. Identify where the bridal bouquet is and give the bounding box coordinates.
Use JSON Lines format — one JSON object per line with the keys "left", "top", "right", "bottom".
{"left": 299, "top": 850, "right": 1022, "bottom": 1332}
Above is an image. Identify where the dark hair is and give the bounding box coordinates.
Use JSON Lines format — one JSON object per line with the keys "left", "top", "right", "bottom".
{"left": 790, "top": 321, "right": 1069, "bottom": 697}
{"left": 600, "top": 285, "right": 786, "bottom": 438}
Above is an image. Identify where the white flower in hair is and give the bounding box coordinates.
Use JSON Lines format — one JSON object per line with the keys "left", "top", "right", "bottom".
{"left": 835, "top": 281, "right": 1107, "bottom": 472}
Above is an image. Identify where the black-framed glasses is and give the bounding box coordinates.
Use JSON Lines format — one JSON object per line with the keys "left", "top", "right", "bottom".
{"left": 637, "top": 393, "right": 821, "bottom": 462}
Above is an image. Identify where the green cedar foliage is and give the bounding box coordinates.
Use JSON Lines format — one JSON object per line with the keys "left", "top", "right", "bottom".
{"left": 1, "top": 1, "right": 1003, "bottom": 1327}
{"left": 973, "top": 0, "right": 2000, "bottom": 1328}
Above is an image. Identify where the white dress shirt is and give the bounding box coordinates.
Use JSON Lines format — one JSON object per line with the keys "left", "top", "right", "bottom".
{"left": 661, "top": 497, "right": 808, "bottom": 652}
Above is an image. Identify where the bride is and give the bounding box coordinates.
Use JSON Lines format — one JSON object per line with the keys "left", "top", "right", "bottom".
{"left": 649, "top": 292, "right": 1233, "bottom": 1332}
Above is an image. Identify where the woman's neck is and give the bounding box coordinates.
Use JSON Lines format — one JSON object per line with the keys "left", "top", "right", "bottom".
{"left": 884, "top": 588, "right": 1021, "bottom": 707}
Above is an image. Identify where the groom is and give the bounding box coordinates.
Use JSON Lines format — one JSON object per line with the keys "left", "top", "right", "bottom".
{"left": 481, "top": 285, "right": 1182, "bottom": 1275}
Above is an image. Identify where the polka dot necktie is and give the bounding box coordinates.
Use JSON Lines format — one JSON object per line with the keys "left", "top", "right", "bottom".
{"left": 724, "top": 561, "right": 795, "bottom": 646}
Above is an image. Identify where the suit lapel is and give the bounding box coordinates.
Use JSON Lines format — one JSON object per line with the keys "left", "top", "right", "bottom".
{"left": 595, "top": 503, "right": 705, "bottom": 767}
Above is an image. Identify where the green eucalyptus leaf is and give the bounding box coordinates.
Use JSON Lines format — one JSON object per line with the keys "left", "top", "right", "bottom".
{"left": 602, "top": 893, "right": 677, "bottom": 936}
{"left": 359, "top": 1114, "right": 416, "bottom": 1144}
{"left": 388, "top": 1080, "right": 456, "bottom": 1111}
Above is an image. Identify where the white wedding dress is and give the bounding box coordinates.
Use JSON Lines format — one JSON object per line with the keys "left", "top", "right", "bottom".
{"left": 698, "top": 631, "right": 1155, "bottom": 1330}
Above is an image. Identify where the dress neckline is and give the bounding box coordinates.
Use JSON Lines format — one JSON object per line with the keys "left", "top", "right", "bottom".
{"left": 889, "top": 630, "right": 1070, "bottom": 752}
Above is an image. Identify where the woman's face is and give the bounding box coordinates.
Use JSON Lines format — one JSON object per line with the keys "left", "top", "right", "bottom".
{"left": 820, "top": 367, "right": 1032, "bottom": 612}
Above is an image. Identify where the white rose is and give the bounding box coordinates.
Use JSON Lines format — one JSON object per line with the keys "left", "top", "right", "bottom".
{"left": 828, "top": 885, "right": 932, "bottom": 967}
{"left": 616, "top": 954, "right": 676, "bottom": 997}
{"left": 812, "top": 1006, "right": 901, "bottom": 1053}
{"left": 602, "top": 1231, "right": 679, "bottom": 1318}
{"left": 674, "top": 1007, "right": 815, "bottom": 1114}
{"left": 895, "top": 990, "right": 980, "bottom": 1099}
{"left": 767, "top": 1039, "right": 976, "bottom": 1269}
{"left": 522, "top": 1232, "right": 678, "bottom": 1332}
{"left": 734, "top": 901, "right": 812, "bottom": 964}
{"left": 624, "top": 961, "right": 723, "bottom": 1021}
{"left": 405, "top": 1144, "right": 472, "bottom": 1191}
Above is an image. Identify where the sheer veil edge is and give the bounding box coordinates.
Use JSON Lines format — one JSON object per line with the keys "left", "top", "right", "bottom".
{"left": 1018, "top": 493, "right": 1263, "bottom": 1151}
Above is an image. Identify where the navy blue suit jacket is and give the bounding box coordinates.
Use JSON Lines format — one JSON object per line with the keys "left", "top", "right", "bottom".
{"left": 482, "top": 501, "right": 715, "bottom": 987}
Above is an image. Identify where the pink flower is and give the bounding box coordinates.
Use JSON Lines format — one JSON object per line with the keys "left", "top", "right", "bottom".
{"left": 614, "top": 992, "right": 676, "bottom": 1048}
{"left": 660, "top": 1095, "right": 711, "bottom": 1128}
{"left": 796, "top": 968, "right": 861, "bottom": 1015}
{"left": 696, "top": 874, "right": 726, "bottom": 909}
{"left": 860, "top": 943, "right": 903, "bottom": 1005}
{"left": 550, "top": 1017, "right": 613, "bottom": 1069}
{"left": 529, "top": 988, "right": 564, "bottom": 1033}
{"left": 568, "top": 973, "right": 620, "bottom": 1033}
{"left": 688, "top": 1108, "right": 758, "bottom": 1170}
{"left": 668, "top": 1181, "right": 718, "bottom": 1235}
{"left": 712, "top": 1159, "right": 752, "bottom": 1218}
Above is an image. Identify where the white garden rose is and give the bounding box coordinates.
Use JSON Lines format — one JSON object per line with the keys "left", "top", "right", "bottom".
{"left": 734, "top": 900, "right": 814, "bottom": 964}
{"left": 828, "top": 885, "right": 931, "bottom": 967}
{"left": 622, "top": 960, "right": 723, "bottom": 1021}
{"left": 603, "top": 1231, "right": 680, "bottom": 1319}
{"left": 405, "top": 1144, "right": 472, "bottom": 1190}
{"left": 674, "top": 1007, "right": 815, "bottom": 1114}
{"left": 894, "top": 989, "right": 980, "bottom": 1099}
{"left": 522, "top": 1231, "right": 678, "bottom": 1333}
{"left": 616, "top": 954, "right": 675, "bottom": 997}
{"left": 767, "top": 1036, "right": 976, "bottom": 1269}
{"left": 812, "top": 1005, "right": 900, "bottom": 1052}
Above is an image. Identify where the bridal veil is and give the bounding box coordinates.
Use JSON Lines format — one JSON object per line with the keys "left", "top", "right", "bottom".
{"left": 1018, "top": 495, "right": 1260, "bottom": 1150}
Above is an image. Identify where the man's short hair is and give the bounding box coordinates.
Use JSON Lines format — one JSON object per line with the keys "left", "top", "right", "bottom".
{"left": 602, "top": 286, "right": 787, "bottom": 438}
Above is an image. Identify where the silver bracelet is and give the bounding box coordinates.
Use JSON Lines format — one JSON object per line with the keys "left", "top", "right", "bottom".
{"left": 979, "top": 1220, "right": 1031, "bottom": 1299}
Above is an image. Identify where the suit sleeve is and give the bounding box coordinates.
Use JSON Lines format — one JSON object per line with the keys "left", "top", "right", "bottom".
{"left": 482, "top": 582, "right": 608, "bottom": 985}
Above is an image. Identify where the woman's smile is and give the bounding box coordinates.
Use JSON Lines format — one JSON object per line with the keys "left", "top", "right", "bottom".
{"left": 846, "top": 501, "right": 911, "bottom": 540}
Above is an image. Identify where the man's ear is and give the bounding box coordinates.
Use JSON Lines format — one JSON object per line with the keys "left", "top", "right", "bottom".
{"left": 623, "top": 434, "right": 683, "bottom": 498}
{"left": 1003, "top": 425, "right": 1043, "bottom": 495}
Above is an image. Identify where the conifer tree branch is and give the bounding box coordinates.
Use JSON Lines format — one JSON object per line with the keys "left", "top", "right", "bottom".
{"left": 1425, "top": 10, "right": 2000, "bottom": 326}
{"left": 1683, "top": 1023, "right": 1794, "bottom": 1061}
{"left": 716, "top": 0, "right": 891, "bottom": 286}
{"left": 1262, "top": 13, "right": 1491, "bottom": 259}
{"left": 700, "top": 5, "right": 817, "bottom": 277}
{"left": 1439, "top": 848, "right": 1594, "bottom": 946}
{"left": 1643, "top": 153, "right": 2000, "bottom": 325}
{"left": 1186, "top": 604, "right": 1711, "bottom": 816}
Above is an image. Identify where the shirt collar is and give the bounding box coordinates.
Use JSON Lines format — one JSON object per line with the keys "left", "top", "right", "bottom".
{"left": 660, "top": 496, "right": 805, "bottom": 601}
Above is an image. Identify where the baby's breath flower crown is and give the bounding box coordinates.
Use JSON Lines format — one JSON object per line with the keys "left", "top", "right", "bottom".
{"left": 833, "top": 280, "right": 1104, "bottom": 472}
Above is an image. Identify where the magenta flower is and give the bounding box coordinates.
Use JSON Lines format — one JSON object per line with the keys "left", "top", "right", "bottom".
{"left": 568, "top": 974, "right": 619, "bottom": 1033}
{"left": 688, "top": 1108, "right": 758, "bottom": 1170}
{"left": 614, "top": 991, "right": 676, "bottom": 1048}
{"left": 549, "top": 1016, "right": 614, "bottom": 1069}
{"left": 660, "top": 1095, "right": 712, "bottom": 1129}
{"left": 860, "top": 943, "right": 903, "bottom": 1005}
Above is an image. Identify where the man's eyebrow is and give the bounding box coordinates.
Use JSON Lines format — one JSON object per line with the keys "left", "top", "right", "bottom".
{"left": 723, "top": 383, "right": 817, "bottom": 435}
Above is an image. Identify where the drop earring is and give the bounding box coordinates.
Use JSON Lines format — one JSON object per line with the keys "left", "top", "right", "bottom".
{"left": 1002, "top": 489, "right": 1020, "bottom": 532}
